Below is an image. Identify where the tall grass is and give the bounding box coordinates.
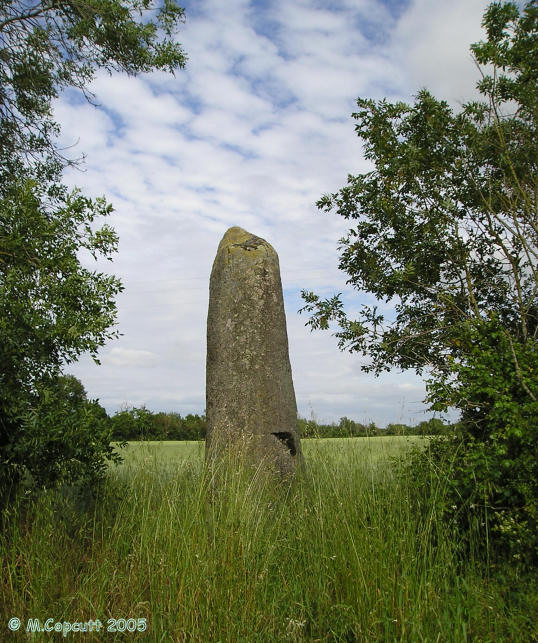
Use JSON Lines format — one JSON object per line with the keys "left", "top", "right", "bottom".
{"left": 1, "top": 438, "right": 535, "bottom": 641}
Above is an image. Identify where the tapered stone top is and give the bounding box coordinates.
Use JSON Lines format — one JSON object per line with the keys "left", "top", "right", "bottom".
{"left": 206, "top": 226, "right": 303, "bottom": 475}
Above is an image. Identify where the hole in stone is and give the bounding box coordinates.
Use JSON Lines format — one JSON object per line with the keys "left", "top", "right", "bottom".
{"left": 272, "top": 432, "right": 296, "bottom": 456}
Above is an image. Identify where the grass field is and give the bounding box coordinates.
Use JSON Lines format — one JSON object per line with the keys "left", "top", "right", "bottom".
{"left": 117, "top": 435, "right": 425, "bottom": 470}
{"left": 1, "top": 437, "right": 536, "bottom": 641}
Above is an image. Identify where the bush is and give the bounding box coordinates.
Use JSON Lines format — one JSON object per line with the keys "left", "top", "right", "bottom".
{"left": 411, "top": 319, "right": 537, "bottom": 569}
{"left": 6, "top": 375, "right": 122, "bottom": 497}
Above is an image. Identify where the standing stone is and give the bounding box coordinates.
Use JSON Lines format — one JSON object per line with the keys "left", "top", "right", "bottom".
{"left": 206, "top": 226, "right": 304, "bottom": 475}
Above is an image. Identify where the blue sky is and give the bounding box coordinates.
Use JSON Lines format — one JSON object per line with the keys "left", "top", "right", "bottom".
{"left": 57, "top": 0, "right": 494, "bottom": 426}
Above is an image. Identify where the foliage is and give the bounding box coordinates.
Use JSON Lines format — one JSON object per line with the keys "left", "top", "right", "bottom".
{"left": 109, "top": 406, "right": 155, "bottom": 441}
{"left": 0, "top": 0, "right": 187, "bottom": 179}
{"left": 0, "top": 179, "right": 122, "bottom": 492}
{"left": 153, "top": 411, "right": 206, "bottom": 441}
{"left": 298, "top": 415, "right": 374, "bottom": 438}
{"left": 298, "top": 415, "right": 449, "bottom": 438}
{"left": 109, "top": 407, "right": 207, "bottom": 441}
{"left": 106, "top": 409, "right": 450, "bottom": 441}
{"left": 425, "top": 318, "right": 537, "bottom": 567}
{"left": 300, "top": 1, "right": 537, "bottom": 566}
{"left": 0, "top": 0, "right": 187, "bottom": 495}
{"left": 12, "top": 375, "right": 122, "bottom": 490}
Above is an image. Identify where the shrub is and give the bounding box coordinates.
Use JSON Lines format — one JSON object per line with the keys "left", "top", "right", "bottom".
{"left": 411, "top": 318, "right": 537, "bottom": 569}
{"left": 8, "top": 375, "right": 122, "bottom": 494}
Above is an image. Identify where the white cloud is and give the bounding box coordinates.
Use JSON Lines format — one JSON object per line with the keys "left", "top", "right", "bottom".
{"left": 391, "top": 0, "right": 490, "bottom": 105}
{"left": 106, "top": 348, "right": 160, "bottom": 368}
{"left": 60, "top": 0, "right": 491, "bottom": 426}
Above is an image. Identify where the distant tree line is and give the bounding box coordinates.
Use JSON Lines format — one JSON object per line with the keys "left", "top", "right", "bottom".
{"left": 104, "top": 404, "right": 451, "bottom": 441}
{"left": 298, "top": 416, "right": 449, "bottom": 438}
{"left": 21, "top": 376, "right": 449, "bottom": 446}
{"left": 109, "top": 407, "right": 206, "bottom": 441}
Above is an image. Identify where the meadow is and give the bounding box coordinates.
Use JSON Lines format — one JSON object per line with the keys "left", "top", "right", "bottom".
{"left": 1, "top": 437, "right": 535, "bottom": 641}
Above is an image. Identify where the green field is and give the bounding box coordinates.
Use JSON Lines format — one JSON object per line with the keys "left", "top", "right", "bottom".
{"left": 117, "top": 435, "right": 426, "bottom": 469}
{"left": 2, "top": 437, "right": 535, "bottom": 641}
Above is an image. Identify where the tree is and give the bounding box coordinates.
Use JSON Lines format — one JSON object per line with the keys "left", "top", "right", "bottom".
{"left": 0, "top": 0, "right": 187, "bottom": 180}
{"left": 385, "top": 423, "right": 409, "bottom": 436}
{"left": 301, "top": 1, "right": 537, "bottom": 566}
{"left": 415, "top": 418, "right": 447, "bottom": 436}
{"left": 110, "top": 406, "right": 156, "bottom": 440}
{"left": 0, "top": 0, "right": 187, "bottom": 496}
